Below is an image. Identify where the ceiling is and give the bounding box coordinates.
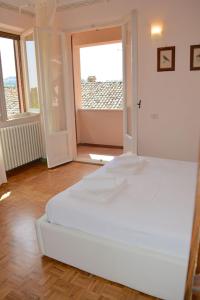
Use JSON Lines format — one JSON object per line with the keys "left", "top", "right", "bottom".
{"left": 0, "top": 0, "right": 106, "bottom": 15}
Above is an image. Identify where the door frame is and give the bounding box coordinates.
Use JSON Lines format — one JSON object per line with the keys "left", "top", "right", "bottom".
{"left": 68, "top": 10, "right": 139, "bottom": 163}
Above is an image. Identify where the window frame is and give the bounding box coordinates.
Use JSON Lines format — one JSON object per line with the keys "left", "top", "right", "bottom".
{"left": 0, "top": 31, "right": 25, "bottom": 121}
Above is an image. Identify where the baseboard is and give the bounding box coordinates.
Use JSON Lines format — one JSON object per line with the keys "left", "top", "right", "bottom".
{"left": 77, "top": 143, "right": 123, "bottom": 149}
{"left": 6, "top": 158, "right": 46, "bottom": 177}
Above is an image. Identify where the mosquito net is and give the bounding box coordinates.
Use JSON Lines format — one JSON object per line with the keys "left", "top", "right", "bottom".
{"left": 35, "top": 0, "right": 57, "bottom": 27}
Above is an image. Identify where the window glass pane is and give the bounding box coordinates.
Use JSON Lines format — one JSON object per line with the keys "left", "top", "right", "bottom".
{"left": 0, "top": 37, "right": 20, "bottom": 116}
{"left": 25, "top": 34, "right": 39, "bottom": 110}
{"left": 80, "top": 43, "right": 123, "bottom": 110}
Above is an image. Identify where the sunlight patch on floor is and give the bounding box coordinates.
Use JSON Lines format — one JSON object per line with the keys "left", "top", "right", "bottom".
{"left": 89, "top": 153, "right": 114, "bottom": 162}
{"left": 0, "top": 191, "right": 11, "bottom": 202}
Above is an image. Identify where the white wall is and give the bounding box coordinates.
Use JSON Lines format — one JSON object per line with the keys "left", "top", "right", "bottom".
{"left": 58, "top": 0, "right": 200, "bottom": 162}
{"left": 0, "top": 7, "right": 33, "bottom": 33}
{"left": 77, "top": 109, "right": 123, "bottom": 146}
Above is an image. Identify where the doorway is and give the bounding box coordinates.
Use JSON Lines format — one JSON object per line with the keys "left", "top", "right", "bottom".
{"left": 72, "top": 27, "right": 124, "bottom": 164}
{"left": 14, "top": 13, "right": 137, "bottom": 170}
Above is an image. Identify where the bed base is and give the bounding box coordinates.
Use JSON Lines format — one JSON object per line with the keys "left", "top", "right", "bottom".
{"left": 36, "top": 215, "right": 188, "bottom": 300}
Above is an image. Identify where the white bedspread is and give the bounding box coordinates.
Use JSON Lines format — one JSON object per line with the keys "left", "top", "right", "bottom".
{"left": 69, "top": 175, "right": 127, "bottom": 203}
{"left": 46, "top": 155, "right": 197, "bottom": 260}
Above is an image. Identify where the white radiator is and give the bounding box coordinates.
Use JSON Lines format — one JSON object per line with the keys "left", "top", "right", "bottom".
{"left": 0, "top": 121, "right": 44, "bottom": 171}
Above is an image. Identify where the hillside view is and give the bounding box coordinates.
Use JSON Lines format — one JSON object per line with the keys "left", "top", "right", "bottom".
{"left": 4, "top": 76, "right": 17, "bottom": 87}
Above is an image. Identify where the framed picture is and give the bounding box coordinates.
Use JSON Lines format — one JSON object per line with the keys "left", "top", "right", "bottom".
{"left": 190, "top": 45, "right": 200, "bottom": 70}
{"left": 157, "top": 46, "right": 175, "bottom": 72}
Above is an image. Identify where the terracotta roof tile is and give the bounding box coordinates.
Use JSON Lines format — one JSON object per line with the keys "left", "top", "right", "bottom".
{"left": 81, "top": 81, "right": 123, "bottom": 110}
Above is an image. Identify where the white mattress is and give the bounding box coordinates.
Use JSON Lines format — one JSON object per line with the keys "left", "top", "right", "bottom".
{"left": 46, "top": 155, "right": 197, "bottom": 260}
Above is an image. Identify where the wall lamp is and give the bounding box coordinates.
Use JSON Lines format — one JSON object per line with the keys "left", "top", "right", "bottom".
{"left": 151, "top": 24, "right": 163, "bottom": 38}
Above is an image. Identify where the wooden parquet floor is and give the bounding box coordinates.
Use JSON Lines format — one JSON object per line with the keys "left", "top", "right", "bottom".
{"left": 0, "top": 161, "right": 164, "bottom": 299}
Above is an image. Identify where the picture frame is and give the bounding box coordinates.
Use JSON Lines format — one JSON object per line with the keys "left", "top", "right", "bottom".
{"left": 190, "top": 45, "right": 200, "bottom": 71}
{"left": 157, "top": 46, "right": 175, "bottom": 72}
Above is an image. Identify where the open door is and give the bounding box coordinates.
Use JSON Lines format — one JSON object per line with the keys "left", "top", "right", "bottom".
{"left": 22, "top": 28, "right": 75, "bottom": 168}
{"left": 35, "top": 28, "right": 75, "bottom": 168}
{"left": 122, "top": 11, "right": 138, "bottom": 153}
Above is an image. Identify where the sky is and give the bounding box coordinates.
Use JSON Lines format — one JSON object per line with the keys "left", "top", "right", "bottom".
{"left": 0, "top": 38, "right": 16, "bottom": 79}
{"left": 80, "top": 43, "right": 123, "bottom": 81}
{"left": 26, "top": 41, "right": 38, "bottom": 88}
{"left": 0, "top": 37, "right": 37, "bottom": 88}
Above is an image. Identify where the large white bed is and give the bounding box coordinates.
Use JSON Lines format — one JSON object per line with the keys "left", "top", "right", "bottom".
{"left": 36, "top": 154, "right": 198, "bottom": 300}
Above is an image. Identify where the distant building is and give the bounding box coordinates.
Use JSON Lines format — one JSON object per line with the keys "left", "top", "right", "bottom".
{"left": 87, "top": 76, "right": 97, "bottom": 82}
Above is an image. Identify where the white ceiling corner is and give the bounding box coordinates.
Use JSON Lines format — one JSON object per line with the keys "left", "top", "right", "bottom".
{"left": 0, "top": 0, "right": 110, "bottom": 15}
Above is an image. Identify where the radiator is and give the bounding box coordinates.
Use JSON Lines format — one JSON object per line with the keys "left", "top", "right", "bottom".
{"left": 0, "top": 121, "right": 44, "bottom": 171}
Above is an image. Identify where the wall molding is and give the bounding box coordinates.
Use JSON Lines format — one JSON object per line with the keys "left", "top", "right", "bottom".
{"left": 78, "top": 143, "right": 123, "bottom": 149}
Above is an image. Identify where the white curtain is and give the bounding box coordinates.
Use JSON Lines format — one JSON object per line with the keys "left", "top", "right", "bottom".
{"left": 35, "top": 0, "right": 57, "bottom": 27}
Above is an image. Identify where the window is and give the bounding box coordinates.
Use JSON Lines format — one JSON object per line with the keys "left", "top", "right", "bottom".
{"left": 0, "top": 31, "right": 24, "bottom": 120}
{"left": 80, "top": 42, "right": 123, "bottom": 110}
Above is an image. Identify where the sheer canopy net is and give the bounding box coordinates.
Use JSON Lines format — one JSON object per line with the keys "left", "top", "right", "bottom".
{"left": 35, "top": 0, "right": 57, "bottom": 27}
{"left": 34, "top": 0, "right": 67, "bottom": 133}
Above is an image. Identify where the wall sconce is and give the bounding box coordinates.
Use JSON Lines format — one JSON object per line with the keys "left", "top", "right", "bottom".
{"left": 151, "top": 24, "right": 163, "bottom": 38}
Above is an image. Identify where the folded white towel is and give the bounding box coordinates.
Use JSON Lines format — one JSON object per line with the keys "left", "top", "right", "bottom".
{"left": 69, "top": 176, "right": 127, "bottom": 203}
{"left": 83, "top": 176, "right": 126, "bottom": 193}
{"left": 107, "top": 157, "right": 148, "bottom": 175}
{"left": 115, "top": 152, "right": 138, "bottom": 162}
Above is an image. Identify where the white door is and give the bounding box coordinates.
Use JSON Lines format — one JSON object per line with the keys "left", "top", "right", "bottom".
{"left": 122, "top": 11, "right": 138, "bottom": 153}
{"left": 22, "top": 28, "right": 75, "bottom": 168}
